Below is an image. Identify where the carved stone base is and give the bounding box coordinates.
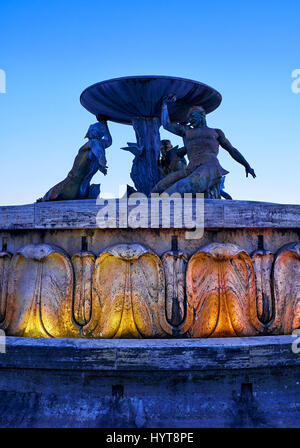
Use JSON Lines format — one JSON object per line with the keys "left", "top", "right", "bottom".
{"left": 0, "top": 199, "right": 299, "bottom": 339}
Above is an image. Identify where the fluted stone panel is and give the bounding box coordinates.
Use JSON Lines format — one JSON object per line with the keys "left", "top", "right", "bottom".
{"left": 0, "top": 240, "right": 298, "bottom": 338}
{"left": 268, "top": 242, "right": 300, "bottom": 334}
{"left": 186, "top": 243, "right": 263, "bottom": 337}
{"left": 1, "top": 244, "right": 80, "bottom": 338}
{"left": 251, "top": 249, "right": 274, "bottom": 325}
{"left": 72, "top": 251, "right": 96, "bottom": 326}
{"left": 83, "top": 244, "right": 168, "bottom": 338}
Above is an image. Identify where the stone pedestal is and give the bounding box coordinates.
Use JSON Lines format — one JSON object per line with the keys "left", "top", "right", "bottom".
{"left": 0, "top": 199, "right": 299, "bottom": 339}
{"left": 0, "top": 336, "right": 299, "bottom": 428}
{"left": 0, "top": 198, "right": 299, "bottom": 427}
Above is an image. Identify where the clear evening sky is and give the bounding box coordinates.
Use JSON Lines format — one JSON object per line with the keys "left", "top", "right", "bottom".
{"left": 0, "top": 0, "right": 300, "bottom": 205}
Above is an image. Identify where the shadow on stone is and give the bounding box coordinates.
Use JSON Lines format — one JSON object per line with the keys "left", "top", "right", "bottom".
{"left": 230, "top": 383, "right": 269, "bottom": 428}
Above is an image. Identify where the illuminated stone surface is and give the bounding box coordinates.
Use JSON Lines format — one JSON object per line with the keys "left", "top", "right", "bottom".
{"left": 71, "top": 251, "right": 95, "bottom": 326}
{"left": 83, "top": 244, "right": 167, "bottom": 338}
{"left": 251, "top": 248, "right": 274, "bottom": 325}
{"left": 0, "top": 200, "right": 299, "bottom": 339}
{"left": 1, "top": 244, "right": 80, "bottom": 338}
{"left": 186, "top": 243, "right": 263, "bottom": 337}
{"left": 2, "top": 199, "right": 300, "bottom": 230}
{"left": 268, "top": 242, "right": 300, "bottom": 334}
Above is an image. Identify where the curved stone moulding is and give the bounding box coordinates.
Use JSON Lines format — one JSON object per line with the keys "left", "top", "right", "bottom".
{"left": 161, "top": 251, "right": 188, "bottom": 327}
{"left": 251, "top": 249, "right": 274, "bottom": 325}
{"left": 268, "top": 242, "right": 300, "bottom": 335}
{"left": 82, "top": 243, "right": 168, "bottom": 338}
{"left": 71, "top": 251, "right": 96, "bottom": 326}
{"left": 186, "top": 243, "right": 264, "bottom": 338}
{"left": 0, "top": 251, "right": 12, "bottom": 323}
{"left": 1, "top": 244, "right": 80, "bottom": 338}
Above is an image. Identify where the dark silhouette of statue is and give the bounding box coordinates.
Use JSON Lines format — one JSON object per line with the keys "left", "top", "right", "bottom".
{"left": 159, "top": 139, "right": 187, "bottom": 177}
{"left": 39, "top": 119, "right": 112, "bottom": 201}
{"left": 152, "top": 96, "right": 256, "bottom": 197}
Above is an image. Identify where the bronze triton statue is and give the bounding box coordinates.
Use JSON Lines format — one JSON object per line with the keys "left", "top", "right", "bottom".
{"left": 152, "top": 95, "right": 256, "bottom": 197}
{"left": 39, "top": 118, "right": 112, "bottom": 201}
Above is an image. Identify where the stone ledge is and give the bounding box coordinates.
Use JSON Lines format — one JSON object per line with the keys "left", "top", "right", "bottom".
{"left": 0, "top": 199, "right": 300, "bottom": 230}
{"left": 0, "top": 335, "right": 298, "bottom": 372}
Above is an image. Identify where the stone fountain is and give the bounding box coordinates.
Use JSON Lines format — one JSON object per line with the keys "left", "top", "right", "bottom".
{"left": 0, "top": 76, "right": 299, "bottom": 428}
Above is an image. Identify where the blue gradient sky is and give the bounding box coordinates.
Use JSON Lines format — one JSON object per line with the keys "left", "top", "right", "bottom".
{"left": 1, "top": 0, "right": 300, "bottom": 205}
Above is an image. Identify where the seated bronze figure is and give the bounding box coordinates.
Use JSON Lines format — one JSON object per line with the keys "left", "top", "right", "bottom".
{"left": 159, "top": 139, "right": 187, "bottom": 177}
{"left": 152, "top": 96, "right": 256, "bottom": 197}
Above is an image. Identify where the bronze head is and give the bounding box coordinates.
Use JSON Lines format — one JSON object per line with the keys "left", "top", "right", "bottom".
{"left": 85, "top": 122, "right": 106, "bottom": 140}
{"left": 160, "top": 139, "right": 172, "bottom": 157}
{"left": 187, "top": 106, "right": 206, "bottom": 128}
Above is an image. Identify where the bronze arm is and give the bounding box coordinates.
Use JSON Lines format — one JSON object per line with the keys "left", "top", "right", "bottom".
{"left": 161, "top": 98, "right": 186, "bottom": 137}
{"left": 216, "top": 129, "right": 256, "bottom": 178}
